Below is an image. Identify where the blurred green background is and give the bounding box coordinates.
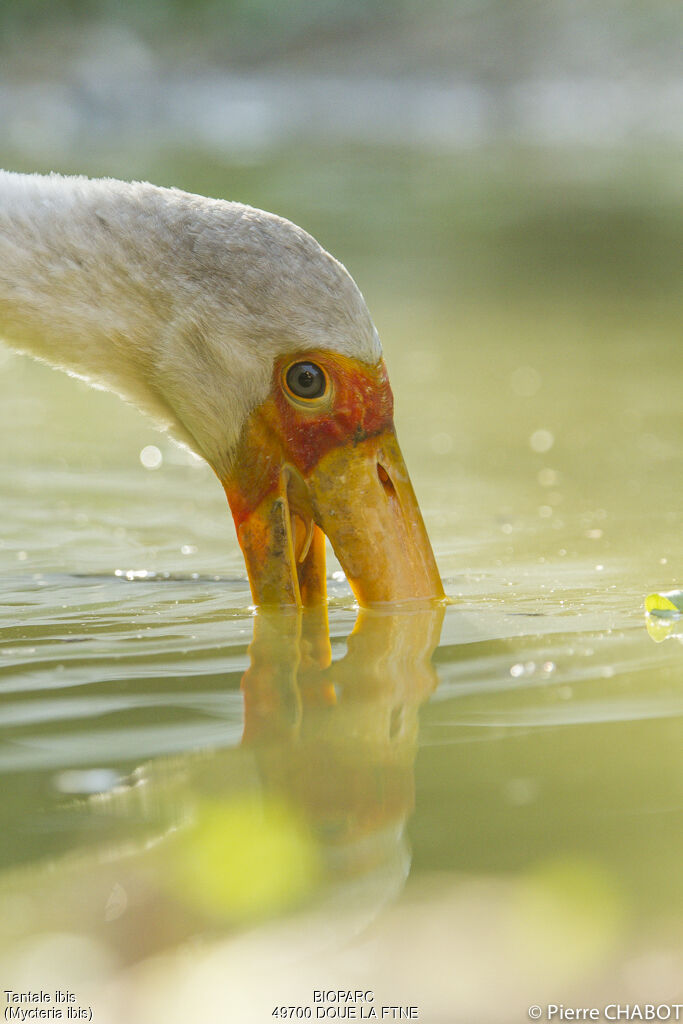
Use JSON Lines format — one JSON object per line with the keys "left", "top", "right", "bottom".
{"left": 1, "top": 0, "right": 680, "bottom": 315}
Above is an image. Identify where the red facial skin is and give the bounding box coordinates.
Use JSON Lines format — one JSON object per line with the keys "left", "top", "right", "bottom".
{"left": 225, "top": 351, "right": 395, "bottom": 527}
{"left": 222, "top": 349, "right": 444, "bottom": 609}
{"left": 273, "top": 353, "right": 394, "bottom": 474}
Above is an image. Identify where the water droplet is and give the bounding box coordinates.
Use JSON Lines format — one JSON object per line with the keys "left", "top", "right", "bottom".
{"left": 124, "top": 569, "right": 151, "bottom": 580}
{"left": 510, "top": 663, "right": 525, "bottom": 678}
{"left": 504, "top": 777, "right": 539, "bottom": 805}
{"left": 54, "top": 768, "right": 121, "bottom": 794}
{"left": 538, "top": 467, "right": 559, "bottom": 487}
{"left": 430, "top": 432, "right": 453, "bottom": 455}
{"left": 530, "top": 429, "right": 554, "bottom": 453}
{"left": 181, "top": 544, "right": 197, "bottom": 555}
{"left": 140, "top": 445, "right": 163, "bottom": 470}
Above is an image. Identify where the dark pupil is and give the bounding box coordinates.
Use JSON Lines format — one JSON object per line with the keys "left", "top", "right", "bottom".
{"left": 287, "top": 362, "right": 324, "bottom": 399}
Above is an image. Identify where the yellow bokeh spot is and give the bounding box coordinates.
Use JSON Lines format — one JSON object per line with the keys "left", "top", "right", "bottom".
{"left": 510, "top": 857, "right": 625, "bottom": 981}
{"left": 172, "top": 794, "right": 320, "bottom": 921}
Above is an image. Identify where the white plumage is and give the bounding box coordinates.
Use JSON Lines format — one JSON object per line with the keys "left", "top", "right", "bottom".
{"left": 0, "top": 171, "right": 381, "bottom": 477}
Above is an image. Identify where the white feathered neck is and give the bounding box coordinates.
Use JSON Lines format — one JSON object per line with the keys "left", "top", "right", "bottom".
{"left": 0, "top": 171, "right": 380, "bottom": 477}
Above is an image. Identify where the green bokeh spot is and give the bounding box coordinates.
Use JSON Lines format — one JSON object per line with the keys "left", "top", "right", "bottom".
{"left": 173, "top": 794, "right": 320, "bottom": 922}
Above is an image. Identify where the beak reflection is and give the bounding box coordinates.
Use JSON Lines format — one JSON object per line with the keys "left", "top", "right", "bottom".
{"left": 240, "top": 604, "right": 444, "bottom": 881}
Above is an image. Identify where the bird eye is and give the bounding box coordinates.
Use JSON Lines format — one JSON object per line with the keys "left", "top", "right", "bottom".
{"left": 285, "top": 361, "right": 328, "bottom": 401}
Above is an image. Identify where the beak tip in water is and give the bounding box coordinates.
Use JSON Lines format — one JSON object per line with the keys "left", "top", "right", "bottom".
{"left": 224, "top": 412, "right": 443, "bottom": 609}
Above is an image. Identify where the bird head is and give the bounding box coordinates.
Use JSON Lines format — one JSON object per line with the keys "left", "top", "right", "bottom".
{"left": 222, "top": 348, "right": 444, "bottom": 607}
{"left": 151, "top": 198, "right": 444, "bottom": 608}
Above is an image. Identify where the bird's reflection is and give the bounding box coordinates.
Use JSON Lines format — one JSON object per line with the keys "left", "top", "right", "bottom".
{"left": 241, "top": 605, "right": 444, "bottom": 889}
{"left": 0, "top": 602, "right": 445, "bottom": 967}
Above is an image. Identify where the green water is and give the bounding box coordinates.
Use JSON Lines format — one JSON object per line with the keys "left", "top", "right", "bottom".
{"left": 1, "top": 146, "right": 682, "bottom": 1021}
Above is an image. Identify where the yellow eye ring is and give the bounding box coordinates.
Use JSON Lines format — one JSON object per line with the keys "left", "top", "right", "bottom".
{"left": 283, "top": 360, "right": 331, "bottom": 407}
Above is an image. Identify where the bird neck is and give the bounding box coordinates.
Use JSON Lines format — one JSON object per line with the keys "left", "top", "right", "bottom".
{"left": 0, "top": 170, "right": 207, "bottom": 452}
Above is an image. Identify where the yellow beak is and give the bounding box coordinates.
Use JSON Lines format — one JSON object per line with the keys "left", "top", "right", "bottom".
{"left": 225, "top": 422, "right": 444, "bottom": 609}
{"left": 305, "top": 427, "right": 444, "bottom": 606}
